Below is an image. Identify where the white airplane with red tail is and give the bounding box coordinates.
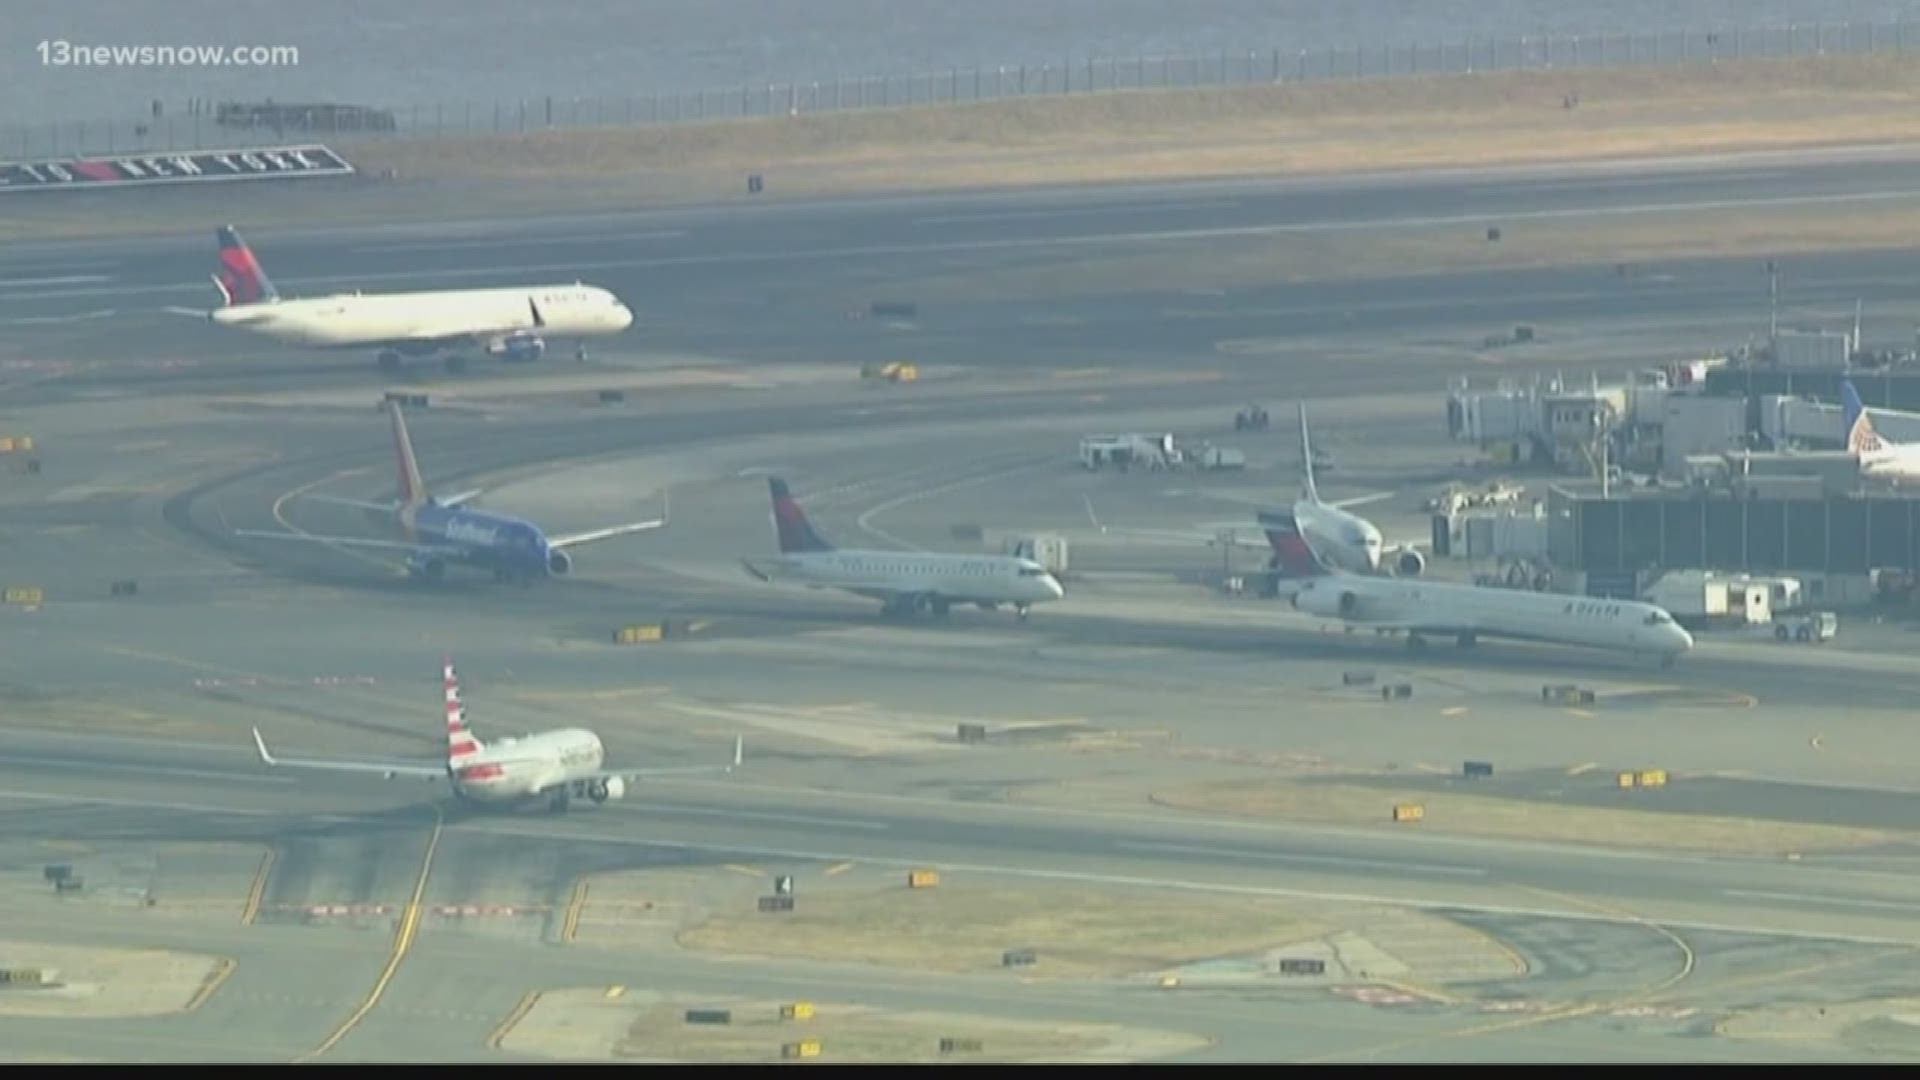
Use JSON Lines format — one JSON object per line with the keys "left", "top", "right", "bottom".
{"left": 251, "top": 658, "right": 741, "bottom": 812}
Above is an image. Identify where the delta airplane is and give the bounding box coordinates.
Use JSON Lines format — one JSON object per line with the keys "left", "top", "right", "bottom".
{"left": 741, "top": 477, "right": 1066, "bottom": 619}
{"left": 1844, "top": 380, "right": 1920, "bottom": 484}
{"left": 168, "top": 226, "right": 633, "bottom": 372}
{"left": 1266, "top": 507, "right": 1693, "bottom": 666}
{"left": 234, "top": 397, "right": 668, "bottom": 583}
{"left": 251, "top": 658, "right": 742, "bottom": 812}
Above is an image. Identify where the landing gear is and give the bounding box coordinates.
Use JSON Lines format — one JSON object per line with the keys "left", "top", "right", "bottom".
{"left": 409, "top": 558, "right": 447, "bottom": 583}
{"left": 575, "top": 344, "right": 589, "bottom": 362}
{"left": 547, "top": 787, "right": 571, "bottom": 813}
{"left": 444, "top": 354, "right": 469, "bottom": 375}
{"left": 1455, "top": 632, "right": 1477, "bottom": 649}
{"left": 1015, "top": 602, "right": 1031, "bottom": 622}
{"left": 377, "top": 350, "right": 403, "bottom": 373}
{"left": 928, "top": 597, "right": 951, "bottom": 618}
{"left": 1659, "top": 653, "right": 1677, "bottom": 670}
{"left": 1405, "top": 633, "right": 1430, "bottom": 651}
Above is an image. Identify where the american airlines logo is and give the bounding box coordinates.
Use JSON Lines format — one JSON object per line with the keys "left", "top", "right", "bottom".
{"left": 441, "top": 519, "right": 500, "bottom": 545}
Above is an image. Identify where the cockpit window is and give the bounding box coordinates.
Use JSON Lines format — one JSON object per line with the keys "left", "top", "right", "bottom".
{"left": 1019, "top": 567, "right": 1049, "bottom": 577}
{"left": 1645, "top": 612, "right": 1671, "bottom": 625}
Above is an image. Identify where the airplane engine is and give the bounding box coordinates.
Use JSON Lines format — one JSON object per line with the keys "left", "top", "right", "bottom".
{"left": 487, "top": 333, "right": 546, "bottom": 363}
{"left": 546, "top": 548, "right": 573, "bottom": 576}
{"left": 1294, "top": 585, "right": 1362, "bottom": 620}
{"left": 587, "top": 776, "right": 625, "bottom": 804}
{"left": 1389, "top": 547, "right": 1426, "bottom": 578}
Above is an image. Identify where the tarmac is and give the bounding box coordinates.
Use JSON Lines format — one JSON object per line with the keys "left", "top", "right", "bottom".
{"left": 3, "top": 152, "right": 1920, "bottom": 1062}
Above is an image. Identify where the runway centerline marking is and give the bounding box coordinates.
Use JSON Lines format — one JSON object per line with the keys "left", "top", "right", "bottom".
{"left": 1115, "top": 839, "right": 1487, "bottom": 878}
{"left": 296, "top": 805, "right": 444, "bottom": 1063}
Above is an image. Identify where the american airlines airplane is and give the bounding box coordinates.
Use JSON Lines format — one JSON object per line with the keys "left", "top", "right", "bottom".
{"left": 170, "top": 226, "right": 634, "bottom": 372}
{"left": 251, "top": 659, "right": 742, "bottom": 812}
{"left": 742, "top": 478, "right": 1066, "bottom": 619}
{"left": 234, "top": 398, "right": 668, "bottom": 583}
{"left": 1266, "top": 508, "right": 1693, "bottom": 666}
{"left": 1843, "top": 379, "right": 1920, "bottom": 484}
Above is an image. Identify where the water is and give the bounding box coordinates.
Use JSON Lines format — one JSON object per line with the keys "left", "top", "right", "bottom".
{"left": 5, "top": 0, "right": 1916, "bottom": 127}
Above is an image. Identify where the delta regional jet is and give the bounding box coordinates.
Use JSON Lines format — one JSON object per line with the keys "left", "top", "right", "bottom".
{"left": 742, "top": 477, "right": 1066, "bottom": 619}
{"left": 251, "top": 659, "right": 742, "bottom": 812}
{"left": 169, "top": 226, "right": 634, "bottom": 372}
{"left": 234, "top": 397, "right": 668, "bottom": 584}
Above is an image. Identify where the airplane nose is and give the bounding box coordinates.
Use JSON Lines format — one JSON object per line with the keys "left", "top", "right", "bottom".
{"left": 1047, "top": 574, "right": 1066, "bottom": 599}
{"left": 614, "top": 305, "right": 634, "bottom": 330}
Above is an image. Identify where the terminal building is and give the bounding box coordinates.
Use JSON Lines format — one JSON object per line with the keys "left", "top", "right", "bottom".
{"left": 1444, "top": 358, "right": 1920, "bottom": 610}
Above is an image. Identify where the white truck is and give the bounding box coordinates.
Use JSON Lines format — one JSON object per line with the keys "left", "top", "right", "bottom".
{"left": 1772, "top": 611, "right": 1837, "bottom": 643}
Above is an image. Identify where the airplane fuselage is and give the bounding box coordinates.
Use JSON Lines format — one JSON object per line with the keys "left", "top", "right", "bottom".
{"left": 771, "top": 550, "right": 1065, "bottom": 607}
{"left": 1859, "top": 449, "right": 1920, "bottom": 484}
{"left": 1288, "top": 498, "right": 1382, "bottom": 576}
{"left": 448, "top": 727, "right": 604, "bottom": 803}
{"left": 397, "top": 502, "right": 567, "bottom": 579}
{"left": 209, "top": 284, "right": 632, "bottom": 350}
{"left": 1287, "top": 573, "right": 1694, "bottom": 660}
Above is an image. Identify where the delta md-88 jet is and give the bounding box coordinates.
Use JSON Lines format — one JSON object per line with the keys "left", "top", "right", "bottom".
{"left": 234, "top": 398, "right": 669, "bottom": 584}
{"left": 251, "top": 659, "right": 741, "bottom": 813}
{"left": 170, "top": 226, "right": 634, "bottom": 372}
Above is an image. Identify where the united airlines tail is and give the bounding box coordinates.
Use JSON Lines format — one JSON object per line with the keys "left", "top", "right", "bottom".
{"left": 1842, "top": 379, "right": 1887, "bottom": 455}
{"left": 768, "top": 478, "right": 835, "bottom": 554}
{"left": 214, "top": 225, "right": 279, "bottom": 307}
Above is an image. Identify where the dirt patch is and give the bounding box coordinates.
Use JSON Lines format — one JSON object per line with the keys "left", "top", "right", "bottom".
{"left": 1151, "top": 779, "right": 1898, "bottom": 856}
{"left": 676, "top": 882, "right": 1324, "bottom": 977}
{"left": 0, "top": 941, "right": 227, "bottom": 1018}
{"left": 13, "top": 55, "right": 1920, "bottom": 244}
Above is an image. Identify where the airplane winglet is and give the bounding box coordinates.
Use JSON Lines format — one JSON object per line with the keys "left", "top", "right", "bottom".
{"left": 251, "top": 726, "right": 278, "bottom": 766}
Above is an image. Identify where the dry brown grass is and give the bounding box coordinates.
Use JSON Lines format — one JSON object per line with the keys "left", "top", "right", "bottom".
{"left": 12, "top": 55, "right": 1920, "bottom": 245}
{"left": 676, "top": 883, "right": 1324, "bottom": 977}
{"left": 1153, "top": 779, "right": 1899, "bottom": 856}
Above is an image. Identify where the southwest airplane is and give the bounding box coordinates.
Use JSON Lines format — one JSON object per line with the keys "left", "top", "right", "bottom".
{"left": 742, "top": 477, "right": 1066, "bottom": 619}
{"left": 170, "top": 225, "right": 634, "bottom": 372}
{"left": 1266, "top": 506, "right": 1693, "bottom": 666}
{"left": 251, "top": 658, "right": 742, "bottom": 812}
{"left": 234, "top": 398, "right": 668, "bottom": 583}
{"left": 1844, "top": 379, "right": 1920, "bottom": 484}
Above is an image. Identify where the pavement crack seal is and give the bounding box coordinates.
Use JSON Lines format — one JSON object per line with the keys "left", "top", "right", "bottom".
{"left": 294, "top": 805, "right": 444, "bottom": 1063}
{"left": 242, "top": 848, "right": 277, "bottom": 926}
{"left": 183, "top": 957, "right": 237, "bottom": 1013}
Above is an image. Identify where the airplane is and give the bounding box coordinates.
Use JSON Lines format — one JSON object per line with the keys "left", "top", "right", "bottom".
{"left": 1264, "top": 506, "right": 1693, "bottom": 667}
{"left": 167, "top": 225, "right": 634, "bottom": 373}
{"left": 1084, "top": 402, "right": 1425, "bottom": 579}
{"left": 233, "top": 397, "right": 669, "bottom": 584}
{"left": 1843, "top": 379, "right": 1920, "bottom": 484}
{"left": 250, "top": 658, "right": 742, "bottom": 813}
{"left": 741, "top": 477, "right": 1066, "bottom": 620}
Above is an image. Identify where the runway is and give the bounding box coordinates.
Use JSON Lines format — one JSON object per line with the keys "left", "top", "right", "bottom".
{"left": 7, "top": 152, "right": 1920, "bottom": 1062}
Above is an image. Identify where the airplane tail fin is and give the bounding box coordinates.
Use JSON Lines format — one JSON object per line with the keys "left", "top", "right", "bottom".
{"left": 1842, "top": 379, "right": 1887, "bottom": 455}
{"left": 215, "top": 225, "right": 279, "bottom": 307}
{"left": 768, "top": 478, "right": 834, "bottom": 554}
{"left": 444, "top": 657, "right": 484, "bottom": 762}
{"left": 1258, "top": 508, "right": 1331, "bottom": 579}
{"left": 1298, "top": 402, "right": 1321, "bottom": 505}
{"left": 386, "top": 399, "right": 431, "bottom": 512}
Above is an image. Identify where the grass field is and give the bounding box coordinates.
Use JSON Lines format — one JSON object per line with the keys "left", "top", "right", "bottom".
{"left": 12, "top": 54, "right": 1920, "bottom": 249}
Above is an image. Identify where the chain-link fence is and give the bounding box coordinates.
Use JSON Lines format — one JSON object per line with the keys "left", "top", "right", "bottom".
{"left": 4, "top": 20, "right": 1912, "bottom": 160}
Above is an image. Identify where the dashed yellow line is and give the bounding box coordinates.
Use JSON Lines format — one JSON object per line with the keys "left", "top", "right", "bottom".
{"left": 823, "top": 862, "right": 856, "bottom": 877}
{"left": 560, "top": 879, "right": 590, "bottom": 943}
{"left": 1565, "top": 762, "right": 1599, "bottom": 777}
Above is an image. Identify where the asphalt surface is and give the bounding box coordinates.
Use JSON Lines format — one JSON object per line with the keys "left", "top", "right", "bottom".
{"left": 7, "top": 153, "right": 1920, "bottom": 1062}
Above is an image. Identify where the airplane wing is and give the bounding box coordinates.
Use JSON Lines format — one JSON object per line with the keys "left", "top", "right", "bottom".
{"left": 231, "top": 528, "right": 460, "bottom": 556}
{"left": 582, "top": 736, "right": 744, "bottom": 783}
{"left": 547, "top": 490, "right": 670, "bottom": 550}
{"left": 438, "top": 489, "right": 484, "bottom": 509}
{"left": 1326, "top": 492, "right": 1395, "bottom": 511}
{"left": 251, "top": 727, "right": 446, "bottom": 780}
{"left": 301, "top": 493, "right": 399, "bottom": 513}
